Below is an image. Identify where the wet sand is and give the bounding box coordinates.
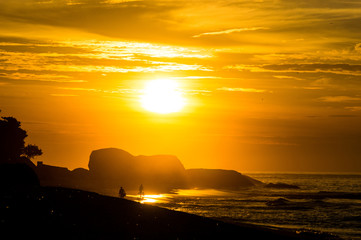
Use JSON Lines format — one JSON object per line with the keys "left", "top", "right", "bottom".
{"left": 0, "top": 186, "right": 340, "bottom": 239}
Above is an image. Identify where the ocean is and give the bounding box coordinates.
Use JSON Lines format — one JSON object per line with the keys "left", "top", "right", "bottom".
{"left": 131, "top": 173, "right": 361, "bottom": 240}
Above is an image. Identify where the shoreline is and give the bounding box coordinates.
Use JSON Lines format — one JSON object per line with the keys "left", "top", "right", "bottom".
{"left": 0, "top": 186, "right": 341, "bottom": 239}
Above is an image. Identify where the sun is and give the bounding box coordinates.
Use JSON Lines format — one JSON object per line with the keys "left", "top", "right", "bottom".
{"left": 140, "top": 79, "right": 186, "bottom": 114}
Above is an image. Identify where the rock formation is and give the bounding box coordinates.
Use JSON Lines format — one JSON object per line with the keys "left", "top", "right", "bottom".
{"left": 31, "top": 148, "right": 263, "bottom": 193}
{"left": 186, "top": 169, "right": 262, "bottom": 190}
{"left": 264, "top": 182, "right": 300, "bottom": 189}
{"left": 88, "top": 148, "right": 187, "bottom": 192}
{"left": 87, "top": 148, "right": 262, "bottom": 192}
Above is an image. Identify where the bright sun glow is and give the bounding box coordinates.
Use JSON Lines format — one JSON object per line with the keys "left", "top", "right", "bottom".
{"left": 140, "top": 79, "right": 186, "bottom": 114}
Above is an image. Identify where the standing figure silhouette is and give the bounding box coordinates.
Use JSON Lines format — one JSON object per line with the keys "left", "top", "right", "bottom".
{"left": 118, "top": 186, "right": 126, "bottom": 198}
{"left": 138, "top": 184, "right": 144, "bottom": 199}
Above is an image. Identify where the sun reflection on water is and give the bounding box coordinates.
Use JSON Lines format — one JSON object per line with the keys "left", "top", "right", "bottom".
{"left": 127, "top": 194, "right": 168, "bottom": 204}
{"left": 141, "top": 194, "right": 164, "bottom": 203}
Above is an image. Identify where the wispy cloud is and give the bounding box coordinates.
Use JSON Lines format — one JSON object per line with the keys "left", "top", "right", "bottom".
{"left": 57, "top": 86, "right": 142, "bottom": 95}
{"left": 273, "top": 75, "right": 303, "bottom": 81}
{"left": 62, "top": 40, "right": 212, "bottom": 59}
{"left": 227, "top": 64, "right": 361, "bottom": 76}
{"left": 345, "top": 106, "right": 361, "bottom": 111}
{"left": 318, "top": 96, "right": 361, "bottom": 103}
{"left": 193, "top": 27, "right": 268, "bottom": 38}
{"left": 0, "top": 72, "right": 85, "bottom": 83}
{"left": 101, "top": 0, "right": 141, "bottom": 4}
{"left": 0, "top": 39, "right": 212, "bottom": 78}
{"left": 329, "top": 115, "right": 358, "bottom": 118}
{"left": 182, "top": 89, "right": 212, "bottom": 96}
{"left": 217, "top": 87, "right": 268, "bottom": 93}
{"left": 50, "top": 94, "right": 79, "bottom": 97}
{"left": 355, "top": 43, "right": 361, "bottom": 53}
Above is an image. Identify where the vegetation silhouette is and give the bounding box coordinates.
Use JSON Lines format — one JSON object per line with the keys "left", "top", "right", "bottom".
{"left": 0, "top": 110, "right": 42, "bottom": 189}
{"left": 0, "top": 110, "right": 42, "bottom": 164}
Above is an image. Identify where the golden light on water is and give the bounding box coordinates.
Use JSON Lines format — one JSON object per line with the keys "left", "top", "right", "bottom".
{"left": 140, "top": 79, "right": 186, "bottom": 114}
{"left": 126, "top": 194, "right": 167, "bottom": 204}
{"left": 141, "top": 194, "right": 165, "bottom": 203}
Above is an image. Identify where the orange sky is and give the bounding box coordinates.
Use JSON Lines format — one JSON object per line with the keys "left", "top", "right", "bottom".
{"left": 1, "top": 0, "right": 361, "bottom": 172}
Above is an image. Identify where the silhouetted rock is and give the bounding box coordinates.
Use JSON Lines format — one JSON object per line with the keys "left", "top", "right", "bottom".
{"left": 35, "top": 162, "right": 96, "bottom": 191}
{"left": 265, "top": 198, "right": 312, "bottom": 210}
{"left": 266, "top": 198, "right": 290, "bottom": 207}
{"left": 135, "top": 154, "right": 187, "bottom": 190}
{"left": 186, "top": 169, "right": 262, "bottom": 190}
{"left": 87, "top": 148, "right": 264, "bottom": 192}
{"left": 71, "top": 168, "right": 90, "bottom": 178}
{"left": 264, "top": 183, "right": 300, "bottom": 189}
{"left": 89, "top": 148, "right": 135, "bottom": 179}
{"left": 69, "top": 168, "right": 92, "bottom": 189}
{"left": 88, "top": 148, "right": 187, "bottom": 192}
{"left": 0, "top": 163, "right": 39, "bottom": 188}
{"left": 36, "top": 148, "right": 263, "bottom": 193}
{"left": 36, "top": 161, "right": 71, "bottom": 187}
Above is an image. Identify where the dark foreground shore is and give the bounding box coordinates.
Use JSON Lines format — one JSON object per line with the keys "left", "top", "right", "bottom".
{"left": 0, "top": 186, "right": 340, "bottom": 239}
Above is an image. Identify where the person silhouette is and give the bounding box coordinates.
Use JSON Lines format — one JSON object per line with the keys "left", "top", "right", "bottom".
{"left": 138, "top": 184, "right": 144, "bottom": 199}
{"left": 119, "top": 186, "right": 126, "bottom": 198}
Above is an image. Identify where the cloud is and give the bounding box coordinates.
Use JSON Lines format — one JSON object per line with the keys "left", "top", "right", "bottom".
{"left": 1, "top": 0, "right": 361, "bottom": 49}
{"left": 101, "top": 0, "right": 139, "bottom": 4}
{"left": 329, "top": 115, "right": 358, "bottom": 118}
{"left": 193, "top": 27, "right": 268, "bottom": 38}
{"left": 57, "top": 87, "right": 100, "bottom": 92}
{"left": 171, "top": 76, "right": 224, "bottom": 80}
{"left": 58, "top": 86, "right": 142, "bottom": 95}
{"left": 0, "top": 72, "right": 85, "bottom": 83}
{"left": 217, "top": 87, "right": 268, "bottom": 93}
{"left": 237, "top": 136, "right": 298, "bottom": 146}
{"left": 0, "top": 0, "right": 186, "bottom": 44}
{"left": 355, "top": 43, "right": 361, "bottom": 53}
{"left": 50, "top": 93, "right": 79, "bottom": 97}
{"left": 227, "top": 64, "right": 361, "bottom": 76}
{"left": 273, "top": 75, "right": 303, "bottom": 81}
{"left": 0, "top": 39, "right": 212, "bottom": 78}
{"left": 345, "top": 106, "right": 361, "bottom": 111}
{"left": 182, "top": 89, "right": 212, "bottom": 96}
{"left": 318, "top": 96, "right": 361, "bottom": 103}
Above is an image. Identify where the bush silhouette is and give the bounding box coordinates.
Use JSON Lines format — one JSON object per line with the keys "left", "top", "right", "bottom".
{"left": 23, "top": 144, "right": 43, "bottom": 159}
{"left": 0, "top": 112, "right": 42, "bottom": 163}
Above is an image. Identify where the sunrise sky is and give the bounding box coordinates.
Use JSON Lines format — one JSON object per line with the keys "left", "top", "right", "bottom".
{"left": 1, "top": 0, "right": 361, "bottom": 172}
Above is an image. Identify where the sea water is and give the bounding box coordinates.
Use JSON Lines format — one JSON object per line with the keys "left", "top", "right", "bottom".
{"left": 143, "top": 173, "right": 361, "bottom": 240}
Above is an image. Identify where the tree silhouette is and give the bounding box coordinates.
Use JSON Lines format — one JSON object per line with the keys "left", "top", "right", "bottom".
{"left": 23, "top": 144, "right": 43, "bottom": 159}
{"left": 0, "top": 112, "right": 42, "bottom": 163}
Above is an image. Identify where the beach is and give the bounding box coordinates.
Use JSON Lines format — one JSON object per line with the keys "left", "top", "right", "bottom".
{"left": 0, "top": 186, "right": 340, "bottom": 239}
